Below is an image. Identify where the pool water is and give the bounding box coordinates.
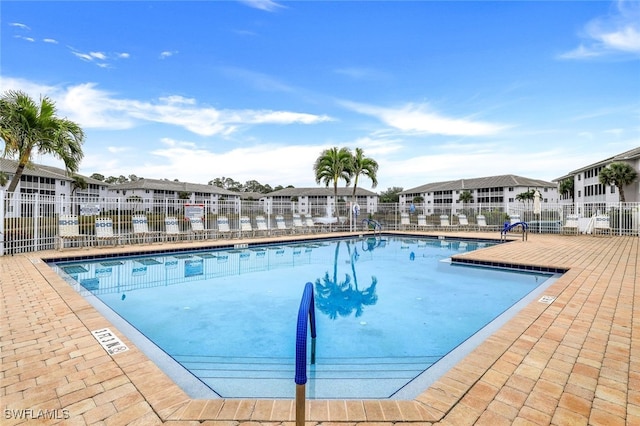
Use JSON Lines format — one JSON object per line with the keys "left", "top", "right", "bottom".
{"left": 52, "top": 236, "right": 556, "bottom": 399}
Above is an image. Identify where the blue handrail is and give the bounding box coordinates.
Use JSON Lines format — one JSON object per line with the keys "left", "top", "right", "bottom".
{"left": 501, "top": 221, "right": 529, "bottom": 241}
{"left": 362, "top": 218, "right": 382, "bottom": 233}
{"left": 295, "top": 282, "right": 316, "bottom": 385}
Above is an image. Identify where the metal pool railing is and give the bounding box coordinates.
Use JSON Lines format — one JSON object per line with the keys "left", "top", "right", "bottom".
{"left": 295, "top": 282, "right": 317, "bottom": 426}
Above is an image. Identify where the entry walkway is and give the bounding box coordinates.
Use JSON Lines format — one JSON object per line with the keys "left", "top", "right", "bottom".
{"left": 1, "top": 232, "right": 638, "bottom": 425}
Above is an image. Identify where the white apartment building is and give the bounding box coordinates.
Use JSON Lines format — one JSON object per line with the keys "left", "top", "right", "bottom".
{"left": 554, "top": 146, "right": 640, "bottom": 204}
{"left": 399, "top": 174, "right": 559, "bottom": 215}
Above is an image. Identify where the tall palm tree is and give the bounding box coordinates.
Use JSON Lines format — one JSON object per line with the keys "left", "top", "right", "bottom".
{"left": 599, "top": 162, "right": 638, "bottom": 203}
{"left": 313, "top": 147, "right": 352, "bottom": 216}
{"left": 349, "top": 148, "right": 378, "bottom": 203}
{"left": 0, "top": 90, "right": 84, "bottom": 193}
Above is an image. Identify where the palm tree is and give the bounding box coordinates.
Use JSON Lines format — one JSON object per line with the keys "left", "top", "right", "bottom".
{"left": 349, "top": 148, "right": 378, "bottom": 204}
{"left": 599, "top": 162, "right": 638, "bottom": 203}
{"left": 559, "top": 178, "right": 575, "bottom": 202}
{"left": 458, "top": 190, "right": 473, "bottom": 214}
{"left": 0, "top": 90, "right": 85, "bottom": 193}
{"left": 313, "top": 147, "right": 352, "bottom": 216}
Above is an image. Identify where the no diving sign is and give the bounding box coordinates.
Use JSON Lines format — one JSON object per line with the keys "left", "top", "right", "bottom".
{"left": 92, "top": 328, "right": 129, "bottom": 355}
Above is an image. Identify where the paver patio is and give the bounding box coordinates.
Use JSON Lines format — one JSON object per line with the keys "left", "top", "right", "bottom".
{"left": 1, "top": 231, "right": 638, "bottom": 425}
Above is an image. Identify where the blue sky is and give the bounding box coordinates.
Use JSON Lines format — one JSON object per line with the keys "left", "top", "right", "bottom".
{"left": 2, "top": 0, "right": 639, "bottom": 191}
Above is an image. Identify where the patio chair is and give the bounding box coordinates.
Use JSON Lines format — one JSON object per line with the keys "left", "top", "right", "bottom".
{"left": 255, "top": 215, "right": 270, "bottom": 236}
{"left": 476, "top": 215, "right": 498, "bottom": 232}
{"left": 593, "top": 214, "right": 612, "bottom": 236}
{"left": 217, "top": 216, "right": 234, "bottom": 239}
{"left": 561, "top": 214, "right": 580, "bottom": 235}
{"left": 457, "top": 214, "right": 470, "bottom": 230}
{"left": 164, "top": 216, "right": 184, "bottom": 242}
{"left": 95, "top": 217, "right": 119, "bottom": 247}
{"left": 275, "top": 215, "right": 291, "bottom": 235}
{"left": 303, "top": 214, "right": 318, "bottom": 233}
{"left": 132, "top": 215, "right": 156, "bottom": 244}
{"left": 416, "top": 214, "right": 434, "bottom": 231}
{"left": 400, "top": 212, "right": 414, "bottom": 230}
{"left": 189, "top": 217, "right": 208, "bottom": 240}
{"left": 239, "top": 216, "right": 254, "bottom": 237}
{"left": 292, "top": 214, "right": 306, "bottom": 234}
{"left": 439, "top": 215, "right": 457, "bottom": 231}
{"left": 58, "top": 215, "right": 84, "bottom": 250}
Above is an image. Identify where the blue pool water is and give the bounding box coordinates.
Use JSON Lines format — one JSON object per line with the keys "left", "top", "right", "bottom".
{"left": 52, "top": 236, "right": 557, "bottom": 399}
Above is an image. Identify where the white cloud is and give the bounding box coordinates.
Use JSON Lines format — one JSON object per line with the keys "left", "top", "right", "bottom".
{"left": 43, "top": 38, "right": 58, "bottom": 44}
{"left": 1, "top": 77, "right": 334, "bottom": 135}
{"left": 238, "top": 0, "right": 285, "bottom": 12}
{"left": 15, "top": 35, "right": 35, "bottom": 42}
{"left": 9, "top": 22, "right": 30, "bottom": 30}
{"left": 341, "top": 101, "right": 506, "bottom": 137}
{"left": 159, "top": 50, "right": 177, "bottom": 59}
{"left": 560, "top": 0, "right": 640, "bottom": 59}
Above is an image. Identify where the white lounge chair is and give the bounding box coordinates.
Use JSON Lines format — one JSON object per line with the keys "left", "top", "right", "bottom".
{"left": 132, "top": 215, "right": 156, "bottom": 244}
{"left": 417, "top": 214, "right": 434, "bottom": 231}
{"left": 476, "top": 215, "right": 499, "bottom": 231}
{"left": 593, "top": 214, "right": 612, "bottom": 236}
{"left": 189, "top": 217, "right": 208, "bottom": 240}
{"left": 303, "top": 214, "right": 317, "bottom": 233}
{"left": 457, "top": 214, "right": 470, "bottom": 230}
{"left": 400, "top": 212, "right": 413, "bottom": 230}
{"left": 239, "top": 216, "right": 254, "bottom": 237}
{"left": 439, "top": 215, "right": 457, "bottom": 231}
{"left": 58, "top": 215, "right": 84, "bottom": 250}
{"left": 255, "top": 215, "right": 270, "bottom": 236}
{"left": 164, "top": 216, "right": 184, "bottom": 241}
{"left": 95, "top": 217, "right": 119, "bottom": 246}
{"left": 275, "top": 215, "right": 291, "bottom": 235}
{"left": 292, "top": 214, "right": 305, "bottom": 234}
{"left": 561, "top": 214, "right": 579, "bottom": 235}
{"left": 217, "top": 216, "right": 233, "bottom": 239}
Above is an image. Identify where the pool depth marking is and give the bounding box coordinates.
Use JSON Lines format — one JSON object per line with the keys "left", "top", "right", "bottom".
{"left": 92, "top": 328, "right": 129, "bottom": 355}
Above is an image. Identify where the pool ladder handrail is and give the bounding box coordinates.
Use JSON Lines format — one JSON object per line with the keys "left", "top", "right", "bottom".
{"left": 295, "top": 282, "right": 317, "bottom": 426}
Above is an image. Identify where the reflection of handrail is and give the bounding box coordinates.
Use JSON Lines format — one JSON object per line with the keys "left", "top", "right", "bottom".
{"left": 295, "top": 282, "right": 316, "bottom": 426}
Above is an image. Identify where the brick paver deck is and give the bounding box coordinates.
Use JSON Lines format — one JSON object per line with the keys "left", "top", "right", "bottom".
{"left": 1, "top": 231, "right": 638, "bottom": 425}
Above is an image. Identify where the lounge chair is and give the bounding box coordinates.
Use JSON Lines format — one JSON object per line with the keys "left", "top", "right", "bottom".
{"left": 239, "top": 216, "right": 254, "bottom": 237}
{"left": 561, "top": 214, "right": 579, "bottom": 235}
{"left": 292, "top": 214, "right": 306, "bottom": 234}
{"left": 457, "top": 214, "right": 470, "bottom": 230}
{"left": 593, "top": 214, "right": 612, "bottom": 236}
{"left": 58, "top": 215, "right": 84, "bottom": 250}
{"left": 132, "top": 215, "right": 156, "bottom": 244}
{"left": 95, "top": 217, "right": 119, "bottom": 246}
{"left": 164, "top": 216, "right": 185, "bottom": 242}
{"left": 217, "top": 216, "right": 233, "bottom": 239}
{"left": 416, "top": 214, "right": 434, "bottom": 231}
{"left": 255, "top": 215, "right": 270, "bottom": 236}
{"left": 439, "top": 215, "right": 457, "bottom": 231}
{"left": 275, "top": 215, "right": 291, "bottom": 235}
{"left": 476, "top": 214, "right": 498, "bottom": 231}
{"left": 189, "top": 217, "right": 208, "bottom": 240}
{"left": 303, "top": 214, "right": 318, "bottom": 233}
{"left": 400, "top": 212, "right": 414, "bottom": 230}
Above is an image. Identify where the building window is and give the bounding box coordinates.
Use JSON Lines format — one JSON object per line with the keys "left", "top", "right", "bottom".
{"left": 578, "top": 190, "right": 581, "bottom": 197}
{"left": 578, "top": 174, "right": 581, "bottom": 181}
{"left": 60, "top": 181, "right": 65, "bottom": 186}
{"left": 611, "top": 186, "right": 616, "bottom": 194}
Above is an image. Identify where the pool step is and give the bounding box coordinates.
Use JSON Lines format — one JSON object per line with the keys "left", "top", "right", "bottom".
{"left": 172, "top": 354, "right": 441, "bottom": 398}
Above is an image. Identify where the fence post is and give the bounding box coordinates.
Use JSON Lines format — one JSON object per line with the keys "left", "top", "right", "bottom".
{"left": 0, "top": 190, "right": 5, "bottom": 256}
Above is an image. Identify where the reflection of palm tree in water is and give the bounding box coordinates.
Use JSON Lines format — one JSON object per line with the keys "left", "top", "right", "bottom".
{"left": 314, "top": 240, "right": 378, "bottom": 319}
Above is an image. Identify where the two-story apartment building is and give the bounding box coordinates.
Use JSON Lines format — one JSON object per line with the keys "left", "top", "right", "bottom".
{"left": 263, "top": 187, "right": 379, "bottom": 216}
{"left": 399, "top": 174, "right": 558, "bottom": 215}
{"left": 107, "top": 178, "right": 242, "bottom": 214}
{"left": 554, "top": 146, "right": 640, "bottom": 204}
{"left": 0, "top": 158, "right": 110, "bottom": 217}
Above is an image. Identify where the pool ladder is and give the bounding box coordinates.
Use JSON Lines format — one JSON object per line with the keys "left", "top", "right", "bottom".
{"left": 295, "top": 282, "right": 316, "bottom": 426}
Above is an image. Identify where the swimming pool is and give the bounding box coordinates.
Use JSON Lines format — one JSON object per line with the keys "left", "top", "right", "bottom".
{"left": 51, "top": 235, "right": 558, "bottom": 399}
